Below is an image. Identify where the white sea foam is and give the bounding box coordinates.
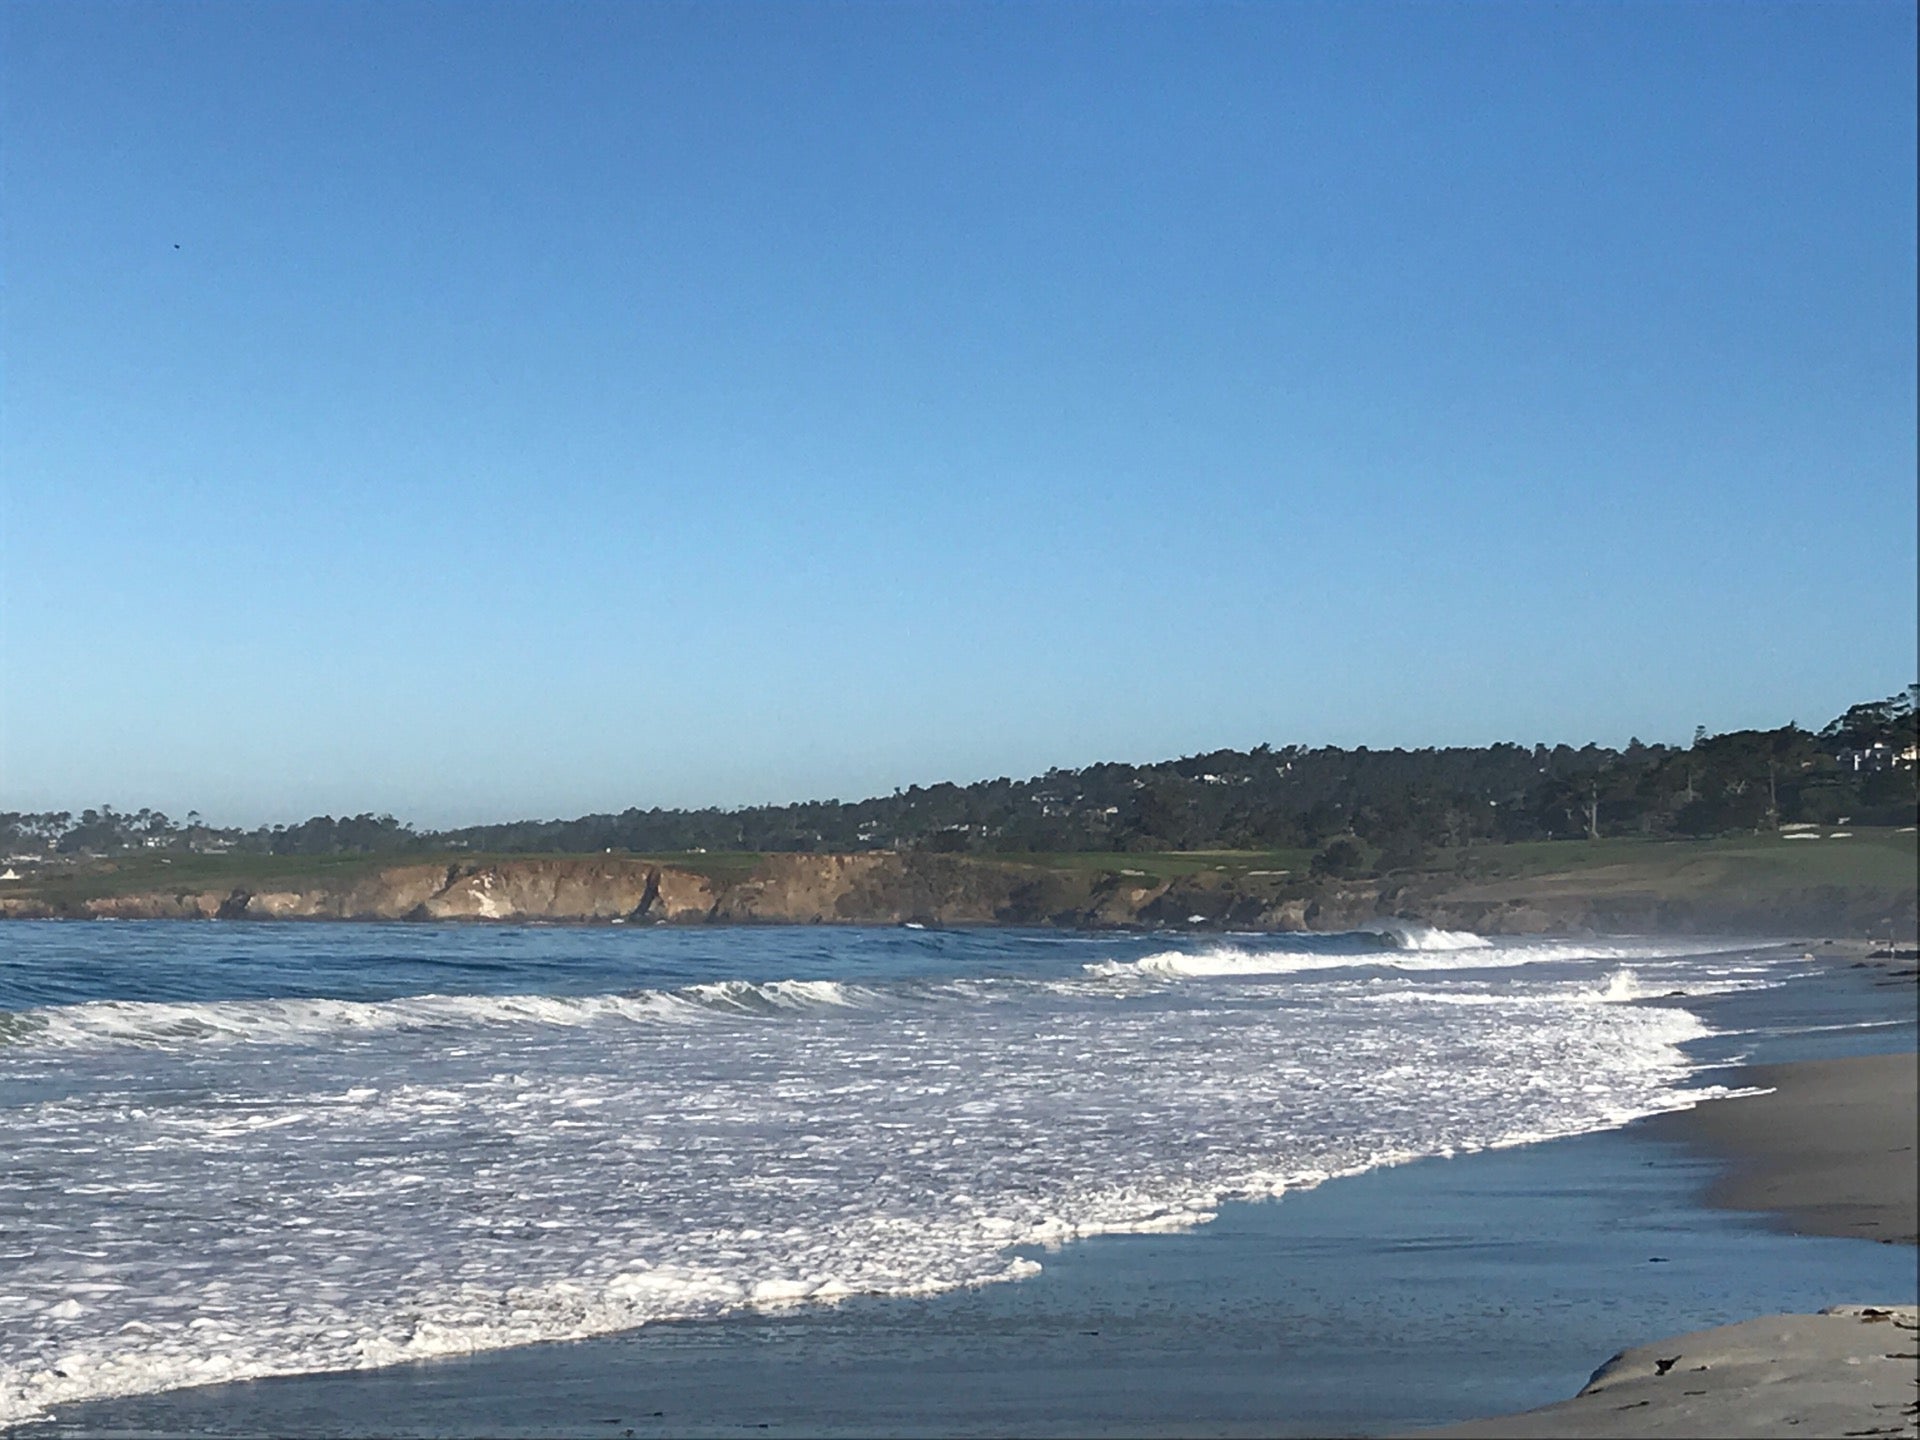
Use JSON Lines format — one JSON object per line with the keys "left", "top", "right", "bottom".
{"left": 5, "top": 979, "right": 892, "bottom": 1053}
{"left": 1084, "top": 945, "right": 1364, "bottom": 978}
{"left": 1596, "top": 967, "right": 1653, "bottom": 1003}
{"left": 1354, "top": 966, "right": 1772, "bottom": 1011}
{"left": 0, "top": 935, "right": 1774, "bottom": 1426}
{"left": 1081, "top": 935, "right": 1717, "bottom": 981}
{"left": 1371, "top": 922, "right": 1492, "bottom": 951}
{"left": 1564, "top": 967, "right": 1765, "bottom": 1004}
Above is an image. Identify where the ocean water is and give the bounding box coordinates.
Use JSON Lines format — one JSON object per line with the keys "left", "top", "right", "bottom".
{"left": 0, "top": 921, "right": 1841, "bottom": 1427}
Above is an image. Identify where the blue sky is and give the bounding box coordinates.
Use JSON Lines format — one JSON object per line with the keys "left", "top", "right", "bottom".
{"left": 3, "top": 1, "right": 1914, "bottom": 827}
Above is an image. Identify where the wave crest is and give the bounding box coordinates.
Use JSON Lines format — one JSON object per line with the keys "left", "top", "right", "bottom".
{"left": 1081, "top": 935, "right": 1729, "bottom": 981}
{"left": 1370, "top": 922, "right": 1491, "bottom": 952}
{"left": 1084, "top": 946, "right": 1360, "bottom": 979}
{"left": 3, "top": 979, "right": 890, "bottom": 1051}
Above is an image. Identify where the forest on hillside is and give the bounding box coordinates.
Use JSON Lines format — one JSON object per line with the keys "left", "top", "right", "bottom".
{"left": 7, "top": 689, "right": 1915, "bottom": 868}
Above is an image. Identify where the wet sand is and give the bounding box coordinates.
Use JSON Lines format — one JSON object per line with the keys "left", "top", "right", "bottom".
{"left": 1648, "top": 1051, "right": 1917, "bottom": 1245}
{"left": 1428, "top": 1048, "right": 1920, "bottom": 1437}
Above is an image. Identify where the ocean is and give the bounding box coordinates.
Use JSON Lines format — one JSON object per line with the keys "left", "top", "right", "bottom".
{"left": 0, "top": 921, "right": 1907, "bottom": 1430}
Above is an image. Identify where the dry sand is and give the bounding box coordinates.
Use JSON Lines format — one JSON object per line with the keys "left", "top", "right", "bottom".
{"left": 1422, "top": 1304, "right": 1918, "bottom": 1439}
{"left": 1424, "top": 1050, "right": 1919, "bottom": 1438}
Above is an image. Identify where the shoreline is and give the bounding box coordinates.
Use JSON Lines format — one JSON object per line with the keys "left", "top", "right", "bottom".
{"left": 8, "top": 943, "right": 1916, "bottom": 1438}
{"left": 1428, "top": 1047, "right": 1919, "bottom": 1437}
{"left": 18, "top": 1112, "right": 1911, "bottom": 1439}
{"left": 1646, "top": 1051, "right": 1918, "bottom": 1246}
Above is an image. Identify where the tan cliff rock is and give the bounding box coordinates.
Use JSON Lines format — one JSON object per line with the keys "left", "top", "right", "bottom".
{"left": 82, "top": 890, "right": 228, "bottom": 920}
{"left": 419, "top": 859, "right": 653, "bottom": 922}
{"left": 647, "top": 866, "right": 720, "bottom": 922}
{"left": 214, "top": 860, "right": 720, "bottom": 924}
{"left": 414, "top": 859, "right": 718, "bottom": 922}
{"left": 226, "top": 867, "right": 451, "bottom": 920}
{"left": 711, "top": 853, "right": 1030, "bottom": 925}
{"left": 334, "top": 863, "right": 461, "bottom": 919}
{"left": 6, "top": 850, "right": 1913, "bottom": 935}
{"left": 242, "top": 889, "right": 336, "bottom": 920}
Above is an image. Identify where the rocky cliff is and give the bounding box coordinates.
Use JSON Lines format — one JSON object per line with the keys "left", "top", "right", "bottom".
{"left": 3, "top": 859, "right": 718, "bottom": 925}
{"left": 2, "top": 850, "right": 1912, "bottom": 936}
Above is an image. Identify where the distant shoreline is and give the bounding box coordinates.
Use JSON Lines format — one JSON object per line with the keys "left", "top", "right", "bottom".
{"left": 4, "top": 833, "right": 1917, "bottom": 940}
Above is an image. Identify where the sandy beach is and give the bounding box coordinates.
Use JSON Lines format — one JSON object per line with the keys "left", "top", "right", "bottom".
{"left": 1429, "top": 1017, "right": 1919, "bottom": 1437}
{"left": 1648, "top": 1050, "right": 1918, "bottom": 1246}
{"left": 1422, "top": 1303, "right": 1919, "bottom": 1439}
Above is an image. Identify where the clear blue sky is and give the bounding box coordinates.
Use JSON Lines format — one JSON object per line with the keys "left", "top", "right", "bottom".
{"left": 3, "top": 1, "right": 1914, "bottom": 828}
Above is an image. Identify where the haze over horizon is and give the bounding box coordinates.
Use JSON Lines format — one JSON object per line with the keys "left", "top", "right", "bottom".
{"left": 3, "top": 1, "right": 1915, "bottom": 830}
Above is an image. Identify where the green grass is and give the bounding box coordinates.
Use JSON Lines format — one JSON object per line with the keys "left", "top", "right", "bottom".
{"left": 1441, "top": 828, "right": 1918, "bottom": 893}
{"left": 12, "top": 851, "right": 399, "bottom": 905}
{"left": 979, "top": 849, "right": 1317, "bottom": 885}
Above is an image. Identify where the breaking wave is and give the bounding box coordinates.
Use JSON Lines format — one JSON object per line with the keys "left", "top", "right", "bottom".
{"left": 0, "top": 922, "right": 1809, "bottom": 1427}
{"left": 2, "top": 978, "right": 894, "bottom": 1052}
{"left": 1082, "top": 934, "right": 1735, "bottom": 981}
{"left": 1369, "top": 922, "right": 1492, "bottom": 951}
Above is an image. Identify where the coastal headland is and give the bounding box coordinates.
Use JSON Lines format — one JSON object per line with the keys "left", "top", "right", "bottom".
{"left": 4, "top": 830, "right": 1915, "bottom": 938}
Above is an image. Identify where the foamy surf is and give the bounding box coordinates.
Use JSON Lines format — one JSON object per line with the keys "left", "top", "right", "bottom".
{"left": 1084, "top": 945, "right": 1367, "bottom": 978}
{"left": 1370, "top": 922, "right": 1492, "bottom": 951}
{"left": 1352, "top": 966, "right": 1771, "bottom": 1012}
{"left": 1082, "top": 936, "right": 1697, "bottom": 983}
{"left": 3, "top": 978, "right": 893, "bottom": 1052}
{"left": 0, "top": 926, "right": 1797, "bottom": 1427}
{"left": 1080, "top": 934, "right": 1719, "bottom": 980}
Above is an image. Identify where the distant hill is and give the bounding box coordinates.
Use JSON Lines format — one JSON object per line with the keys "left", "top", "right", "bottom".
{"left": 5, "top": 688, "right": 1914, "bottom": 870}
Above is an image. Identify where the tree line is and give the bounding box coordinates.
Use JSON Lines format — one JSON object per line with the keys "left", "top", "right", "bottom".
{"left": 6, "top": 688, "right": 1914, "bottom": 865}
